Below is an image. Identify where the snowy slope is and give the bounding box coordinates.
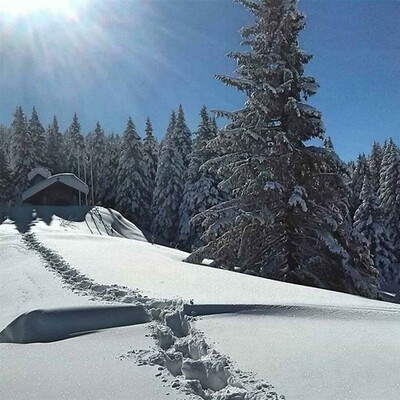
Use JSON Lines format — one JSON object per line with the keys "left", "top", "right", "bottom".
{"left": 0, "top": 230, "right": 93, "bottom": 329}
{"left": 35, "top": 229, "right": 387, "bottom": 308}
{"left": 0, "top": 213, "right": 187, "bottom": 400}
{"left": 1, "top": 323, "right": 189, "bottom": 400}
{"left": 195, "top": 308, "right": 400, "bottom": 400}
{"left": 1, "top": 208, "right": 400, "bottom": 400}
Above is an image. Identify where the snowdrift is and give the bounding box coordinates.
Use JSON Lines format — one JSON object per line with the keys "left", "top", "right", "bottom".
{"left": 0, "top": 305, "right": 150, "bottom": 344}
{"left": 4, "top": 205, "right": 147, "bottom": 241}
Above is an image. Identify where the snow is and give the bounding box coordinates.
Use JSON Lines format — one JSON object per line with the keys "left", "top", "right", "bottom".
{"left": 35, "top": 227, "right": 385, "bottom": 308}
{"left": 195, "top": 308, "right": 400, "bottom": 400}
{"left": 288, "top": 185, "right": 308, "bottom": 212}
{"left": 2, "top": 207, "right": 400, "bottom": 399}
{"left": 1, "top": 324, "right": 188, "bottom": 400}
{"left": 0, "top": 230, "right": 93, "bottom": 329}
{"left": 27, "top": 166, "right": 51, "bottom": 181}
{"left": 5, "top": 205, "right": 147, "bottom": 241}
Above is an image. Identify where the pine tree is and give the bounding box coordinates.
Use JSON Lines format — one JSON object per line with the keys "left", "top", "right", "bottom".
{"left": 102, "top": 134, "right": 121, "bottom": 209}
{"left": 178, "top": 106, "right": 226, "bottom": 250}
{"left": 174, "top": 105, "right": 192, "bottom": 168}
{"left": 187, "top": 0, "right": 378, "bottom": 298}
{"left": 116, "top": 117, "right": 147, "bottom": 224}
{"left": 87, "top": 122, "right": 106, "bottom": 204}
{"left": 379, "top": 139, "right": 400, "bottom": 252}
{"left": 10, "top": 106, "right": 33, "bottom": 197}
{"left": 354, "top": 176, "right": 399, "bottom": 287}
{"left": 142, "top": 117, "right": 159, "bottom": 227}
{"left": 0, "top": 147, "right": 12, "bottom": 206}
{"left": 28, "top": 107, "right": 47, "bottom": 167}
{"left": 368, "top": 141, "right": 383, "bottom": 193}
{"left": 0, "top": 125, "right": 11, "bottom": 160}
{"left": 151, "top": 111, "right": 185, "bottom": 243}
{"left": 46, "top": 116, "right": 65, "bottom": 174}
{"left": 65, "top": 113, "right": 85, "bottom": 179}
{"left": 350, "top": 153, "right": 370, "bottom": 214}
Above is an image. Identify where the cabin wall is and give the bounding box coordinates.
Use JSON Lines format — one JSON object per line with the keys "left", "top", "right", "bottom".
{"left": 23, "top": 182, "right": 86, "bottom": 206}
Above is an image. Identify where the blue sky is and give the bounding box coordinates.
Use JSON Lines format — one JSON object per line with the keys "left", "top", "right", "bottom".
{"left": 0, "top": 0, "right": 398, "bottom": 160}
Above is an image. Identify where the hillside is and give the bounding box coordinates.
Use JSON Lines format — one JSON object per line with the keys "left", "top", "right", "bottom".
{"left": 1, "top": 207, "right": 400, "bottom": 400}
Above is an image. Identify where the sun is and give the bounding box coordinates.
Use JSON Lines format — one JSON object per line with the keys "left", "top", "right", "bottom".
{"left": 0, "top": 0, "right": 78, "bottom": 16}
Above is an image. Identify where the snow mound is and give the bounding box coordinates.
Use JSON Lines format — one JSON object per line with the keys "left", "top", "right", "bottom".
{"left": 0, "top": 305, "right": 150, "bottom": 344}
{"left": 88, "top": 207, "right": 147, "bottom": 241}
{"left": 5, "top": 205, "right": 147, "bottom": 241}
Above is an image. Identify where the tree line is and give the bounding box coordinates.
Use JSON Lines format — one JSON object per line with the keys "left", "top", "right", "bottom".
{"left": 0, "top": 104, "right": 226, "bottom": 251}
{"left": 1, "top": 0, "right": 399, "bottom": 300}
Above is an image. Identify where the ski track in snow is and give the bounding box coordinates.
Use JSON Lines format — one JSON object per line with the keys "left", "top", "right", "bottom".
{"left": 7, "top": 232, "right": 285, "bottom": 400}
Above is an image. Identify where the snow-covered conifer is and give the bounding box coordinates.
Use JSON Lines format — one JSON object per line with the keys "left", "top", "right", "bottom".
{"left": 0, "top": 125, "right": 11, "bottom": 160}
{"left": 178, "top": 106, "right": 226, "bottom": 250}
{"left": 46, "top": 116, "right": 65, "bottom": 174}
{"left": 379, "top": 139, "right": 400, "bottom": 252}
{"left": 64, "top": 113, "right": 85, "bottom": 179}
{"left": 368, "top": 141, "right": 383, "bottom": 193}
{"left": 354, "top": 176, "right": 399, "bottom": 287}
{"left": 350, "top": 154, "right": 370, "bottom": 214}
{"left": 10, "top": 106, "right": 33, "bottom": 197}
{"left": 28, "top": 107, "right": 47, "bottom": 167}
{"left": 174, "top": 105, "right": 192, "bottom": 168}
{"left": 187, "top": 0, "right": 378, "bottom": 298}
{"left": 0, "top": 147, "right": 12, "bottom": 206}
{"left": 142, "top": 117, "right": 159, "bottom": 227}
{"left": 151, "top": 111, "right": 185, "bottom": 242}
{"left": 116, "top": 117, "right": 147, "bottom": 224}
{"left": 102, "top": 134, "right": 121, "bottom": 209}
{"left": 87, "top": 122, "right": 106, "bottom": 204}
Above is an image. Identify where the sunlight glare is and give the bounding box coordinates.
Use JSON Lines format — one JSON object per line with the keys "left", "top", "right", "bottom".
{"left": 0, "top": 0, "right": 78, "bottom": 16}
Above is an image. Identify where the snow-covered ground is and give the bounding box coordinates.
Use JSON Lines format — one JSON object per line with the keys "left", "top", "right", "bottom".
{"left": 1, "top": 206, "right": 400, "bottom": 399}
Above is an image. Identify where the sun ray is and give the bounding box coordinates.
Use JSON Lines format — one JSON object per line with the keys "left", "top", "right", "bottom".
{"left": 0, "top": 0, "right": 79, "bottom": 17}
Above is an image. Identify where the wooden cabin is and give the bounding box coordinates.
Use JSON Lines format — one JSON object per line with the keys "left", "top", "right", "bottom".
{"left": 22, "top": 168, "right": 89, "bottom": 206}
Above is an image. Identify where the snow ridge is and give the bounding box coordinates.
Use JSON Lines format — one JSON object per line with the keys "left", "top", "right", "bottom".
{"left": 21, "top": 233, "right": 284, "bottom": 400}
{"left": 0, "top": 305, "right": 150, "bottom": 344}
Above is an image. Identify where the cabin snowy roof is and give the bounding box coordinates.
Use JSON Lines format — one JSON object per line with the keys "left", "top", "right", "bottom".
{"left": 22, "top": 173, "right": 89, "bottom": 202}
{"left": 27, "top": 166, "right": 51, "bottom": 181}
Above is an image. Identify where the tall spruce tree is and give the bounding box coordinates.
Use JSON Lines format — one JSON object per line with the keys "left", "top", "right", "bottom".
{"left": 0, "top": 125, "right": 11, "bottom": 159}
{"left": 0, "top": 147, "right": 12, "bottom": 207}
{"left": 28, "top": 107, "right": 47, "bottom": 167}
{"left": 87, "top": 122, "right": 106, "bottom": 204}
{"left": 10, "top": 106, "right": 33, "bottom": 197}
{"left": 151, "top": 111, "right": 185, "bottom": 243}
{"left": 142, "top": 117, "right": 159, "bottom": 227}
{"left": 116, "top": 117, "right": 147, "bottom": 224}
{"left": 65, "top": 113, "right": 85, "bottom": 179}
{"left": 174, "top": 105, "right": 192, "bottom": 168}
{"left": 368, "top": 141, "right": 383, "bottom": 193}
{"left": 187, "top": 0, "right": 378, "bottom": 298}
{"left": 379, "top": 139, "right": 400, "bottom": 253}
{"left": 46, "top": 116, "right": 65, "bottom": 174}
{"left": 102, "top": 133, "right": 121, "bottom": 209}
{"left": 354, "top": 176, "right": 399, "bottom": 288}
{"left": 178, "top": 106, "right": 225, "bottom": 250}
{"left": 350, "top": 153, "right": 370, "bottom": 214}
